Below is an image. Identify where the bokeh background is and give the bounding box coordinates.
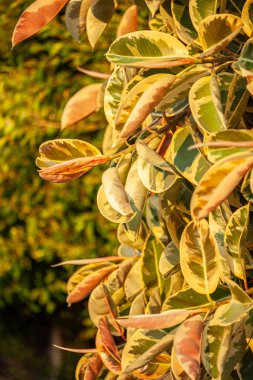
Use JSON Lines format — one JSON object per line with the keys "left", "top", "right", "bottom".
{"left": 0, "top": 1, "right": 118, "bottom": 378}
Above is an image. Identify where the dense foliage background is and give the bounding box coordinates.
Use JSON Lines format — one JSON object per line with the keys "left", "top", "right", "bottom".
{"left": 0, "top": 0, "right": 117, "bottom": 314}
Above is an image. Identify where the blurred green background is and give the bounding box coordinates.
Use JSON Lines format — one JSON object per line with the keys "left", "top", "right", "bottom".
{"left": 0, "top": 1, "right": 118, "bottom": 378}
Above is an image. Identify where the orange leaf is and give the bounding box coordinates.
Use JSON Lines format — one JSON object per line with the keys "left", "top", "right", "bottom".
{"left": 12, "top": 0, "right": 69, "bottom": 47}
{"left": 173, "top": 316, "right": 203, "bottom": 380}
{"left": 61, "top": 83, "right": 102, "bottom": 129}
{"left": 117, "top": 5, "right": 138, "bottom": 37}
{"left": 67, "top": 265, "right": 117, "bottom": 304}
{"left": 84, "top": 354, "right": 103, "bottom": 380}
{"left": 96, "top": 318, "right": 122, "bottom": 375}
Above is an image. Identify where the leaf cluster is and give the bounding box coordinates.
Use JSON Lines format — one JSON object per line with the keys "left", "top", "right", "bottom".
{"left": 12, "top": 0, "right": 253, "bottom": 378}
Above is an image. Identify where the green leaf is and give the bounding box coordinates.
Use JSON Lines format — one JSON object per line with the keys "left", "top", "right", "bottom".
{"left": 124, "top": 259, "right": 144, "bottom": 301}
{"left": 141, "top": 237, "right": 165, "bottom": 291}
{"left": 234, "top": 38, "right": 253, "bottom": 75}
{"left": 165, "top": 126, "right": 210, "bottom": 185}
{"left": 191, "top": 152, "right": 253, "bottom": 220}
{"left": 106, "top": 30, "right": 194, "bottom": 68}
{"left": 241, "top": 170, "right": 253, "bottom": 203}
{"left": 198, "top": 14, "right": 243, "bottom": 57}
{"left": 146, "top": 196, "right": 169, "bottom": 243}
{"left": 201, "top": 321, "right": 233, "bottom": 379}
{"left": 180, "top": 219, "right": 221, "bottom": 295}
{"left": 164, "top": 285, "right": 230, "bottom": 311}
{"left": 157, "top": 65, "right": 208, "bottom": 116}
{"left": 213, "top": 280, "right": 253, "bottom": 326}
{"left": 171, "top": 0, "right": 198, "bottom": 45}
{"left": 121, "top": 329, "right": 171, "bottom": 376}
{"left": 159, "top": 241, "right": 180, "bottom": 279}
{"left": 209, "top": 203, "right": 232, "bottom": 280}
{"left": 104, "top": 66, "right": 129, "bottom": 127}
{"left": 189, "top": 0, "right": 218, "bottom": 31}
{"left": 189, "top": 75, "right": 227, "bottom": 134}
{"left": 173, "top": 315, "right": 203, "bottom": 380}
{"left": 225, "top": 204, "right": 250, "bottom": 281}
{"left": 124, "top": 159, "right": 148, "bottom": 242}
{"left": 87, "top": 0, "right": 116, "bottom": 48}
{"left": 123, "top": 329, "right": 175, "bottom": 373}
{"left": 204, "top": 129, "right": 253, "bottom": 163}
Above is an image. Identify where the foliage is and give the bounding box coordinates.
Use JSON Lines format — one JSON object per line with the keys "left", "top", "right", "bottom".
{"left": 13, "top": 0, "right": 253, "bottom": 378}
{"left": 0, "top": 0, "right": 117, "bottom": 313}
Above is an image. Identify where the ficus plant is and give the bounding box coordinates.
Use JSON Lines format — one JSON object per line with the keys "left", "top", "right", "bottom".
{"left": 12, "top": 0, "right": 253, "bottom": 379}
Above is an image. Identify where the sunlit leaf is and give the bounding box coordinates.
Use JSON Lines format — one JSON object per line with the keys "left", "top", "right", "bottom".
{"left": 67, "top": 263, "right": 117, "bottom": 304}
{"left": 96, "top": 317, "right": 122, "bottom": 374}
{"left": 117, "top": 308, "right": 190, "bottom": 329}
{"left": 61, "top": 84, "right": 102, "bottom": 129}
{"left": 171, "top": 0, "right": 198, "bottom": 45}
{"left": 75, "top": 353, "right": 103, "bottom": 380}
{"left": 213, "top": 280, "right": 253, "bottom": 326}
{"left": 225, "top": 204, "right": 250, "bottom": 281}
{"left": 117, "top": 5, "right": 138, "bottom": 37}
{"left": 87, "top": 0, "right": 116, "bottom": 48}
{"left": 180, "top": 219, "right": 221, "bottom": 295}
{"left": 198, "top": 14, "right": 243, "bottom": 57}
{"left": 242, "top": 0, "right": 253, "bottom": 37}
{"left": 106, "top": 31, "right": 194, "bottom": 68}
{"left": 189, "top": 75, "right": 227, "bottom": 134}
{"left": 189, "top": 0, "right": 218, "bottom": 31}
{"left": 173, "top": 315, "right": 203, "bottom": 380}
{"left": 12, "top": 0, "right": 69, "bottom": 46}
{"left": 191, "top": 152, "right": 253, "bottom": 220}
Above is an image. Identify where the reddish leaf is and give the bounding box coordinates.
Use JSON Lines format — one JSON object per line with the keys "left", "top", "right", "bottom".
{"left": 12, "top": 0, "right": 69, "bottom": 47}
{"left": 96, "top": 317, "right": 122, "bottom": 375}
{"left": 67, "top": 265, "right": 117, "bottom": 304}
{"left": 39, "top": 171, "right": 83, "bottom": 183}
{"left": 61, "top": 83, "right": 102, "bottom": 129}
{"left": 77, "top": 67, "right": 110, "bottom": 79}
{"left": 84, "top": 354, "right": 103, "bottom": 380}
{"left": 117, "top": 309, "right": 190, "bottom": 329}
{"left": 173, "top": 316, "right": 203, "bottom": 380}
{"left": 117, "top": 5, "right": 138, "bottom": 37}
{"left": 53, "top": 344, "right": 97, "bottom": 353}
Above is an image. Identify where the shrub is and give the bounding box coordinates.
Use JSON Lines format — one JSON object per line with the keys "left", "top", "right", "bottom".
{"left": 13, "top": 0, "right": 253, "bottom": 379}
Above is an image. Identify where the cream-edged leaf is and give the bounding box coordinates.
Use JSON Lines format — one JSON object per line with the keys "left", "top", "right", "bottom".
{"left": 106, "top": 30, "right": 194, "bottom": 68}
{"left": 191, "top": 152, "right": 253, "bottom": 220}
{"left": 180, "top": 219, "right": 221, "bottom": 295}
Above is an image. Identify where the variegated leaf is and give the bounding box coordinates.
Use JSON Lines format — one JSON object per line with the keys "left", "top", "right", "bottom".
{"left": 119, "top": 75, "right": 176, "bottom": 139}
{"left": 191, "top": 152, "right": 253, "bottom": 220}
{"left": 189, "top": 0, "right": 218, "bottom": 31}
{"left": 201, "top": 321, "right": 232, "bottom": 379}
{"left": 87, "top": 0, "right": 116, "bottom": 48}
{"left": 189, "top": 75, "right": 227, "bottom": 134}
{"left": 198, "top": 14, "right": 243, "bottom": 57}
{"left": 173, "top": 315, "right": 203, "bottom": 380}
{"left": 213, "top": 280, "right": 253, "bottom": 326}
{"left": 164, "top": 126, "right": 210, "bottom": 185}
{"left": 242, "top": 0, "right": 253, "bottom": 37}
{"left": 225, "top": 204, "right": 250, "bottom": 281}
{"left": 180, "top": 219, "right": 221, "bottom": 295}
{"left": 171, "top": 0, "right": 198, "bottom": 45}
{"left": 75, "top": 354, "right": 103, "bottom": 380}
{"left": 106, "top": 31, "right": 195, "bottom": 68}
{"left": 67, "top": 263, "right": 117, "bottom": 304}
